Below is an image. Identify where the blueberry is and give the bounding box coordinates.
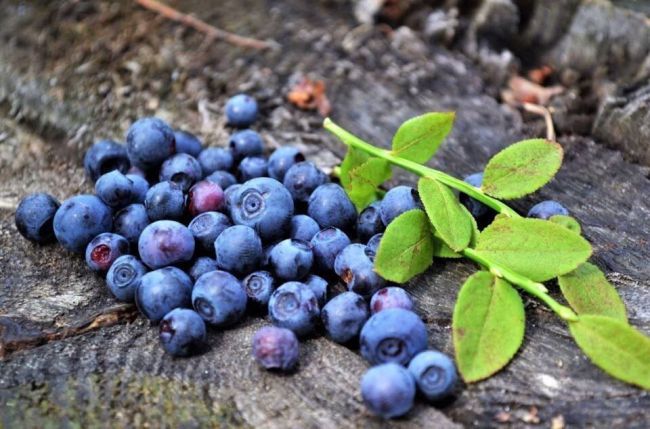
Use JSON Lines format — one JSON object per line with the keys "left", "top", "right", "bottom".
{"left": 379, "top": 186, "right": 422, "bottom": 225}
{"left": 106, "top": 255, "right": 147, "bottom": 302}
{"left": 370, "top": 287, "right": 414, "bottom": 314}
{"left": 126, "top": 117, "right": 176, "bottom": 171}
{"left": 198, "top": 147, "right": 234, "bottom": 176}
{"left": 188, "top": 256, "right": 218, "bottom": 281}
{"left": 192, "top": 270, "right": 247, "bottom": 327}
{"left": 310, "top": 227, "right": 351, "bottom": 273}
{"left": 268, "top": 147, "right": 304, "bottom": 181}
{"left": 289, "top": 215, "right": 320, "bottom": 242}
{"left": 225, "top": 94, "right": 259, "bottom": 128}
{"left": 321, "top": 291, "right": 368, "bottom": 344}
{"left": 334, "top": 244, "right": 386, "bottom": 298}
{"left": 238, "top": 156, "right": 268, "bottom": 181}
{"left": 188, "top": 211, "right": 231, "bottom": 253}
{"left": 304, "top": 274, "right": 328, "bottom": 307}
{"left": 252, "top": 326, "right": 299, "bottom": 371}
{"left": 53, "top": 195, "right": 113, "bottom": 253}
{"left": 138, "top": 220, "right": 195, "bottom": 269}
{"left": 85, "top": 232, "right": 129, "bottom": 273}
{"left": 187, "top": 180, "right": 224, "bottom": 216}
{"left": 214, "top": 225, "right": 262, "bottom": 275}
{"left": 283, "top": 161, "right": 328, "bottom": 203}
{"left": 224, "top": 183, "right": 241, "bottom": 213}
{"left": 136, "top": 267, "right": 193, "bottom": 322}
{"left": 366, "top": 233, "right": 383, "bottom": 258}
{"left": 459, "top": 172, "right": 489, "bottom": 219}
{"left": 144, "top": 181, "right": 186, "bottom": 221}
{"left": 206, "top": 170, "right": 237, "bottom": 190}
{"left": 408, "top": 350, "right": 457, "bottom": 401}
{"left": 528, "top": 200, "right": 569, "bottom": 219}
{"left": 307, "top": 183, "right": 356, "bottom": 231}
{"left": 84, "top": 140, "right": 130, "bottom": 182}
{"left": 173, "top": 130, "right": 203, "bottom": 157}
{"left": 360, "top": 308, "right": 428, "bottom": 366}
{"left": 15, "top": 193, "right": 60, "bottom": 243}
{"left": 159, "top": 308, "right": 207, "bottom": 357}
{"left": 268, "top": 282, "right": 320, "bottom": 336}
{"left": 269, "top": 239, "right": 313, "bottom": 281}
{"left": 361, "top": 363, "right": 416, "bottom": 419}
{"left": 230, "top": 177, "right": 294, "bottom": 242}
{"left": 159, "top": 153, "right": 202, "bottom": 192}
{"left": 127, "top": 166, "right": 146, "bottom": 178}
{"left": 113, "top": 204, "right": 150, "bottom": 248}
{"left": 357, "top": 201, "right": 385, "bottom": 242}
{"left": 127, "top": 174, "right": 150, "bottom": 204}
{"left": 243, "top": 271, "right": 276, "bottom": 308}
{"left": 261, "top": 244, "right": 275, "bottom": 269}
{"left": 95, "top": 170, "right": 136, "bottom": 209}
{"left": 229, "top": 130, "right": 263, "bottom": 161}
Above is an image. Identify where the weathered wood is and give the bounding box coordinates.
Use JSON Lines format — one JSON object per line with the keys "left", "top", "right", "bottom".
{"left": 0, "top": 0, "right": 649, "bottom": 427}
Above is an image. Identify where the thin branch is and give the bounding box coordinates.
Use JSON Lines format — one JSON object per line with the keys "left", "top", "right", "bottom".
{"left": 135, "top": 0, "right": 278, "bottom": 50}
{"left": 523, "top": 103, "right": 556, "bottom": 142}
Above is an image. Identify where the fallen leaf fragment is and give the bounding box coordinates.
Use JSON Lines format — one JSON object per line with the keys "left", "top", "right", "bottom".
{"left": 502, "top": 75, "right": 563, "bottom": 107}
{"left": 287, "top": 77, "right": 332, "bottom": 116}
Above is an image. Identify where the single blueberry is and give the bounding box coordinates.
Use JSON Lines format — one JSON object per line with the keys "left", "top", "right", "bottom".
{"left": 366, "top": 233, "right": 383, "bottom": 259}
{"left": 459, "top": 172, "right": 489, "bottom": 219}
{"left": 192, "top": 270, "right": 247, "bottom": 327}
{"left": 283, "top": 161, "right": 328, "bottom": 203}
{"left": 379, "top": 186, "right": 422, "bottom": 225}
{"left": 310, "top": 227, "right": 351, "bottom": 273}
{"left": 243, "top": 271, "right": 276, "bottom": 309}
{"left": 307, "top": 183, "right": 356, "bottom": 232}
{"left": 138, "top": 220, "right": 195, "bottom": 269}
{"left": 304, "top": 274, "right": 328, "bottom": 307}
{"left": 225, "top": 94, "right": 259, "bottom": 128}
{"left": 113, "top": 203, "right": 150, "bottom": 248}
{"left": 95, "top": 170, "right": 136, "bottom": 209}
{"left": 173, "top": 130, "right": 203, "bottom": 157}
{"left": 159, "top": 153, "right": 202, "bottom": 192}
{"left": 361, "top": 363, "right": 416, "bottom": 419}
{"left": 357, "top": 201, "right": 385, "bottom": 242}
{"left": 268, "top": 282, "right": 320, "bottom": 337}
{"left": 238, "top": 156, "right": 269, "bottom": 181}
{"left": 214, "top": 225, "right": 262, "bottom": 276}
{"left": 229, "top": 129, "right": 263, "bottom": 161}
{"left": 230, "top": 177, "right": 294, "bottom": 242}
{"left": 334, "top": 244, "right": 386, "bottom": 298}
{"left": 268, "top": 146, "right": 305, "bottom": 181}
{"left": 127, "top": 174, "right": 150, "bottom": 204}
{"left": 159, "top": 308, "right": 207, "bottom": 357}
{"left": 321, "top": 291, "right": 369, "bottom": 344}
{"left": 144, "top": 181, "right": 185, "bottom": 221}
{"left": 106, "top": 255, "right": 147, "bottom": 302}
{"left": 188, "top": 256, "right": 218, "bottom": 281}
{"left": 84, "top": 140, "right": 130, "bottom": 182}
{"left": 206, "top": 170, "right": 237, "bottom": 191}
{"left": 224, "top": 183, "right": 241, "bottom": 213}
{"left": 126, "top": 117, "right": 176, "bottom": 171}
{"left": 198, "top": 147, "right": 234, "bottom": 176}
{"left": 188, "top": 211, "right": 231, "bottom": 254}
{"left": 85, "top": 232, "right": 129, "bottom": 273}
{"left": 408, "top": 350, "right": 458, "bottom": 402}
{"left": 527, "top": 200, "right": 569, "bottom": 219}
{"left": 360, "top": 308, "right": 428, "bottom": 366}
{"left": 53, "top": 195, "right": 113, "bottom": 253}
{"left": 370, "top": 287, "right": 414, "bottom": 314}
{"left": 15, "top": 193, "right": 60, "bottom": 244}
{"left": 187, "top": 180, "right": 224, "bottom": 216}
{"left": 289, "top": 215, "right": 320, "bottom": 242}
{"left": 252, "top": 326, "right": 299, "bottom": 371}
{"left": 269, "top": 239, "right": 314, "bottom": 281}
{"left": 136, "top": 267, "right": 193, "bottom": 322}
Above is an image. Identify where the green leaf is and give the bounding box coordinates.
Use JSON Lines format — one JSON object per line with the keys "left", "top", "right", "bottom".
{"left": 569, "top": 315, "right": 650, "bottom": 390}
{"left": 550, "top": 215, "right": 581, "bottom": 234}
{"left": 374, "top": 209, "right": 434, "bottom": 283}
{"left": 558, "top": 263, "right": 627, "bottom": 321}
{"left": 432, "top": 206, "right": 479, "bottom": 259}
{"left": 340, "top": 147, "right": 370, "bottom": 188}
{"left": 347, "top": 158, "right": 392, "bottom": 211}
{"left": 418, "top": 177, "right": 473, "bottom": 251}
{"left": 453, "top": 272, "right": 525, "bottom": 383}
{"left": 474, "top": 216, "right": 591, "bottom": 282}
{"left": 391, "top": 112, "right": 455, "bottom": 163}
{"left": 482, "top": 139, "right": 563, "bottom": 199}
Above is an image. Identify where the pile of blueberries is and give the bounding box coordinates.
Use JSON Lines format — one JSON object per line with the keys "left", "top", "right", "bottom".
{"left": 14, "top": 93, "right": 570, "bottom": 419}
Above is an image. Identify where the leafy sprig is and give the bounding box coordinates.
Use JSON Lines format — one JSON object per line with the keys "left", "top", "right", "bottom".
{"left": 324, "top": 115, "right": 650, "bottom": 390}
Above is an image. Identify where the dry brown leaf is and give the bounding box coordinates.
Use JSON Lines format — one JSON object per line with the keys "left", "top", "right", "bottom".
{"left": 287, "top": 77, "right": 332, "bottom": 116}
{"left": 502, "top": 75, "right": 563, "bottom": 107}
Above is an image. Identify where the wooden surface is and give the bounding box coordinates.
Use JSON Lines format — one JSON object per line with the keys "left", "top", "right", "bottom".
{"left": 0, "top": 1, "right": 649, "bottom": 427}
